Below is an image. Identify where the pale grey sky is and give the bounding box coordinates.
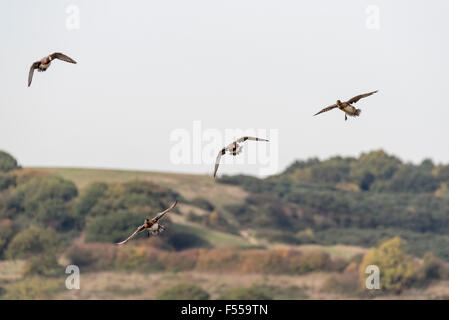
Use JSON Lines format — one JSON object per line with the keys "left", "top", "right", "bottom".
{"left": 1, "top": 0, "right": 448, "bottom": 176}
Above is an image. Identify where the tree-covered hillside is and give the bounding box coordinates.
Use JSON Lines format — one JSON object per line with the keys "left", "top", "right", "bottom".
{"left": 219, "top": 150, "right": 449, "bottom": 259}
{"left": 1, "top": 149, "right": 449, "bottom": 299}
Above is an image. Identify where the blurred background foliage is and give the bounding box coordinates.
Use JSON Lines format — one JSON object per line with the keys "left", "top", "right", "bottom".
{"left": 1, "top": 149, "right": 449, "bottom": 299}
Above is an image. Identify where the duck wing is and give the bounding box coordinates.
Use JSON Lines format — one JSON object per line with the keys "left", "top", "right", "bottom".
{"left": 116, "top": 224, "right": 146, "bottom": 245}
{"left": 236, "top": 136, "right": 269, "bottom": 143}
{"left": 50, "top": 52, "right": 77, "bottom": 64}
{"left": 151, "top": 200, "right": 178, "bottom": 223}
{"left": 313, "top": 104, "right": 338, "bottom": 116}
{"left": 213, "top": 148, "right": 226, "bottom": 178}
{"left": 346, "top": 90, "right": 378, "bottom": 104}
{"left": 28, "top": 61, "right": 40, "bottom": 87}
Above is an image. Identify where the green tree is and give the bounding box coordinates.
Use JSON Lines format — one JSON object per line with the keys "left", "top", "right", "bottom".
{"left": 85, "top": 210, "right": 144, "bottom": 243}
{"left": 157, "top": 284, "right": 210, "bottom": 300}
{"left": 76, "top": 182, "right": 109, "bottom": 217}
{"left": 419, "top": 159, "right": 435, "bottom": 172}
{"left": 0, "top": 173, "right": 16, "bottom": 191}
{"left": 0, "top": 151, "right": 20, "bottom": 173}
{"left": 76, "top": 180, "right": 179, "bottom": 218}
{"left": 0, "top": 219, "right": 14, "bottom": 257}
{"left": 350, "top": 150, "right": 402, "bottom": 190}
{"left": 359, "top": 237, "right": 417, "bottom": 292}
{"left": 22, "top": 251, "right": 60, "bottom": 277}
{"left": 435, "top": 165, "right": 449, "bottom": 183}
{"left": 166, "top": 231, "right": 211, "bottom": 251}
{"left": 420, "top": 252, "right": 448, "bottom": 281}
{"left": 6, "top": 226, "right": 59, "bottom": 259}
{"left": 379, "top": 166, "right": 439, "bottom": 193}
{"left": 15, "top": 176, "right": 78, "bottom": 230}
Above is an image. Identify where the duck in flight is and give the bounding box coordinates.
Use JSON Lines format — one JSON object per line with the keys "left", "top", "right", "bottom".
{"left": 214, "top": 136, "right": 269, "bottom": 178}
{"left": 116, "top": 200, "right": 178, "bottom": 245}
{"left": 28, "top": 52, "right": 77, "bottom": 87}
{"left": 313, "top": 90, "right": 378, "bottom": 121}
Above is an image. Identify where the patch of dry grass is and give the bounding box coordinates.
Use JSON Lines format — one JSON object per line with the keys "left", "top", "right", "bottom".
{"left": 56, "top": 270, "right": 335, "bottom": 300}
{"left": 271, "top": 244, "right": 367, "bottom": 260}
{"left": 0, "top": 260, "right": 25, "bottom": 281}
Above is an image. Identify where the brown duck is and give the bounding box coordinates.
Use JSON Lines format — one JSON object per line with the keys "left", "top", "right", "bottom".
{"left": 313, "top": 90, "right": 378, "bottom": 121}
{"left": 116, "top": 200, "right": 178, "bottom": 245}
{"left": 214, "top": 136, "right": 269, "bottom": 178}
{"left": 28, "top": 52, "right": 77, "bottom": 87}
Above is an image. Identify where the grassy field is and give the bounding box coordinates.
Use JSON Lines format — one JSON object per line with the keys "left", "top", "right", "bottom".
{"left": 28, "top": 167, "right": 247, "bottom": 208}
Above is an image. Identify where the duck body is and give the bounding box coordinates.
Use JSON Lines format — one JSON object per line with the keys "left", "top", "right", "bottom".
{"left": 228, "top": 142, "right": 243, "bottom": 156}
{"left": 338, "top": 102, "right": 361, "bottom": 118}
{"left": 144, "top": 219, "right": 165, "bottom": 235}
{"left": 37, "top": 56, "right": 52, "bottom": 72}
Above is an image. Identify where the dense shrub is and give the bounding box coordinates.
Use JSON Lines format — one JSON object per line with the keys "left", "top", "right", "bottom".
{"left": 66, "top": 243, "right": 117, "bottom": 270}
{"left": 157, "top": 249, "right": 199, "bottom": 272}
{"left": 77, "top": 181, "right": 179, "bottom": 218}
{"left": 359, "top": 237, "right": 418, "bottom": 292}
{"left": 156, "top": 284, "right": 210, "bottom": 300}
{"left": 374, "top": 166, "right": 439, "bottom": 193}
{"left": 6, "top": 226, "right": 59, "bottom": 259}
{"left": 0, "top": 173, "right": 16, "bottom": 191}
{"left": 64, "top": 243, "right": 345, "bottom": 275}
{"left": 295, "top": 228, "right": 316, "bottom": 243}
{"left": 289, "top": 250, "right": 332, "bottom": 274}
{"left": 321, "top": 263, "right": 360, "bottom": 296}
{"left": 22, "top": 251, "right": 60, "bottom": 277}
{"left": 196, "top": 248, "right": 242, "bottom": 272}
{"left": 435, "top": 165, "right": 449, "bottom": 183}
{"left": 197, "top": 210, "right": 239, "bottom": 234}
{"left": 226, "top": 194, "right": 299, "bottom": 231}
{"left": 13, "top": 176, "right": 78, "bottom": 230}
{"left": 190, "top": 198, "right": 214, "bottom": 211}
{"left": 314, "top": 228, "right": 449, "bottom": 261}
{"left": 0, "top": 187, "right": 24, "bottom": 219}
{"left": 0, "top": 219, "right": 14, "bottom": 258}
{"left": 195, "top": 248, "right": 336, "bottom": 275}
{"left": 85, "top": 210, "right": 145, "bottom": 243}
{"left": 76, "top": 182, "right": 109, "bottom": 217}
{"left": 166, "top": 232, "right": 211, "bottom": 251}
{"left": 0, "top": 151, "right": 20, "bottom": 173}
{"left": 419, "top": 252, "right": 449, "bottom": 282}
{"left": 115, "top": 246, "right": 152, "bottom": 270}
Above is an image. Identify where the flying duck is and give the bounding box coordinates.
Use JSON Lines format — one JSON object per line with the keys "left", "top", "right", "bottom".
{"left": 313, "top": 90, "right": 378, "bottom": 121}
{"left": 28, "top": 52, "right": 77, "bottom": 87}
{"left": 116, "top": 200, "right": 178, "bottom": 245}
{"left": 213, "top": 136, "right": 269, "bottom": 178}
